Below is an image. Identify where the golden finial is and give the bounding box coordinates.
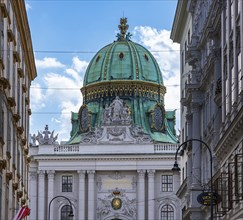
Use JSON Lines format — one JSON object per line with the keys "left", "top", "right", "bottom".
{"left": 118, "top": 17, "right": 129, "bottom": 39}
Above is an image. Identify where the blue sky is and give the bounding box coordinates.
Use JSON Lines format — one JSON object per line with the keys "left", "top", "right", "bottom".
{"left": 26, "top": 0, "right": 180, "bottom": 141}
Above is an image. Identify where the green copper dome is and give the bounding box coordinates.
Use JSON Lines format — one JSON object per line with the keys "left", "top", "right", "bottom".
{"left": 83, "top": 40, "right": 164, "bottom": 85}
{"left": 67, "top": 18, "right": 178, "bottom": 145}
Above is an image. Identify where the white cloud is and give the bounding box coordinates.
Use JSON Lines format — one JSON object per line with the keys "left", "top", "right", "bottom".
{"left": 72, "top": 56, "right": 89, "bottom": 73}
{"left": 133, "top": 26, "right": 180, "bottom": 131}
{"left": 30, "top": 27, "right": 181, "bottom": 140}
{"left": 25, "top": 3, "right": 31, "bottom": 11}
{"left": 35, "top": 57, "right": 65, "bottom": 69}
{"left": 32, "top": 57, "right": 87, "bottom": 140}
{"left": 30, "top": 82, "right": 46, "bottom": 111}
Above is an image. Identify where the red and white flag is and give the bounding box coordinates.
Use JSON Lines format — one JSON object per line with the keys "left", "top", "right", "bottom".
{"left": 13, "top": 206, "right": 30, "bottom": 220}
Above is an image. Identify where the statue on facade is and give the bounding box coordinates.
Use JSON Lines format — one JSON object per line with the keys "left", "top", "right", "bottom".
{"left": 102, "top": 96, "right": 131, "bottom": 125}
{"left": 33, "top": 125, "right": 58, "bottom": 145}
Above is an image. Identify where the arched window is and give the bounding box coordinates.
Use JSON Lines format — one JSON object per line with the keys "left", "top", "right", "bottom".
{"left": 61, "top": 205, "right": 73, "bottom": 220}
{"left": 161, "top": 204, "right": 174, "bottom": 220}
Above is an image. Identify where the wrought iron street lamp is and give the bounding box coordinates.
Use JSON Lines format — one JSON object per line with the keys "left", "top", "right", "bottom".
{"left": 48, "top": 195, "right": 74, "bottom": 220}
{"left": 172, "top": 138, "right": 214, "bottom": 220}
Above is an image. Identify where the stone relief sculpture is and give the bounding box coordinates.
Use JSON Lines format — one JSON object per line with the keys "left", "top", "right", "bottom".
{"left": 97, "top": 190, "right": 136, "bottom": 220}
{"left": 30, "top": 125, "right": 58, "bottom": 145}
{"left": 102, "top": 96, "right": 131, "bottom": 125}
{"left": 80, "top": 97, "right": 151, "bottom": 144}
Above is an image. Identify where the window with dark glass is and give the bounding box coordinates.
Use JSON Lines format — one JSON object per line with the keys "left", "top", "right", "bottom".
{"left": 161, "top": 175, "right": 173, "bottom": 192}
{"left": 161, "top": 204, "right": 174, "bottom": 220}
{"left": 62, "top": 176, "right": 73, "bottom": 192}
{"left": 0, "top": 175, "right": 2, "bottom": 216}
{"left": 61, "top": 205, "right": 73, "bottom": 220}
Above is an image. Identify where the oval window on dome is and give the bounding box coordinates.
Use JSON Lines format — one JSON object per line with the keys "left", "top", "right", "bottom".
{"left": 144, "top": 54, "right": 149, "bottom": 61}
{"left": 79, "top": 105, "right": 89, "bottom": 132}
{"left": 153, "top": 104, "right": 164, "bottom": 131}
{"left": 119, "top": 52, "right": 124, "bottom": 60}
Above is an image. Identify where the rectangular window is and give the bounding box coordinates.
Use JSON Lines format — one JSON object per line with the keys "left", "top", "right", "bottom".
{"left": 238, "top": 52, "right": 242, "bottom": 94}
{"left": 0, "top": 95, "right": 3, "bottom": 139}
{"left": 231, "top": 66, "right": 236, "bottom": 104}
{"left": 7, "top": 112, "right": 11, "bottom": 152}
{"left": 6, "top": 186, "right": 9, "bottom": 220}
{"left": 0, "top": 175, "right": 2, "bottom": 216}
{"left": 230, "top": 0, "right": 234, "bottom": 29}
{"left": 161, "top": 175, "right": 173, "bottom": 192}
{"left": 181, "top": 52, "right": 184, "bottom": 73}
{"left": 0, "top": 17, "right": 3, "bottom": 61}
{"left": 62, "top": 176, "right": 73, "bottom": 192}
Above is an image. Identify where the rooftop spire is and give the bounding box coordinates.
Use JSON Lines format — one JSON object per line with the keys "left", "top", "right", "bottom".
{"left": 118, "top": 17, "right": 129, "bottom": 38}
{"left": 117, "top": 18, "right": 132, "bottom": 41}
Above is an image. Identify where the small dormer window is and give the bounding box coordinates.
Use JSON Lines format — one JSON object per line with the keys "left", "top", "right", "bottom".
{"left": 144, "top": 54, "right": 149, "bottom": 61}
{"left": 119, "top": 52, "right": 124, "bottom": 60}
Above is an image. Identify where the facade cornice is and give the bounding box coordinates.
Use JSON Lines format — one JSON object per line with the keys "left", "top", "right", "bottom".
{"left": 214, "top": 108, "right": 243, "bottom": 162}
{"left": 170, "top": 0, "right": 188, "bottom": 43}
{"left": 12, "top": 0, "right": 37, "bottom": 80}
{"left": 32, "top": 154, "right": 175, "bottom": 161}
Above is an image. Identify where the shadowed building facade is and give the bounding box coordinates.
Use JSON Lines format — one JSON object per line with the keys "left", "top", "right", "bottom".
{"left": 0, "top": 0, "right": 37, "bottom": 219}
{"left": 171, "top": 1, "right": 243, "bottom": 219}
{"left": 29, "top": 18, "right": 181, "bottom": 220}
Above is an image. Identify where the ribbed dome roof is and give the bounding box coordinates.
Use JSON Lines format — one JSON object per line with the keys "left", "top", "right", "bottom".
{"left": 83, "top": 40, "right": 164, "bottom": 86}
{"left": 67, "top": 18, "right": 178, "bottom": 145}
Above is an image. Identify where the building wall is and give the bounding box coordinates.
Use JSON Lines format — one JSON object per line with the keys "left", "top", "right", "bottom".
{"left": 0, "top": 0, "right": 36, "bottom": 219}
{"left": 171, "top": 0, "right": 243, "bottom": 219}
{"left": 29, "top": 135, "right": 181, "bottom": 220}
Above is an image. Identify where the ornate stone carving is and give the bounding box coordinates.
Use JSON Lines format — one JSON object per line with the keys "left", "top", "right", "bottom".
{"left": 29, "top": 172, "right": 37, "bottom": 181}
{"left": 13, "top": 182, "right": 18, "bottom": 191}
{"left": 6, "top": 171, "right": 13, "bottom": 181}
{"left": 97, "top": 191, "right": 136, "bottom": 220}
{"left": 102, "top": 96, "right": 131, "bottom": 126}
{"left": 17, "top": 190, "right": 23, "bottom": 199}
{"left": 37, "top": 170, "right": 45, "bottom": 179}
{"left": 80, "top": 97, "right": 151, "bottom": 144}
{"left": 47, "top": 170, "right": 55, "bottom": 179}
{"left": 0, "top": 159, "right": 6, "bottom": 171}
{"left": 32, "top": 125, "right": 58, "bottom": 145}
{"left": 80, "top": 127, "right": 103, "bottom": 144}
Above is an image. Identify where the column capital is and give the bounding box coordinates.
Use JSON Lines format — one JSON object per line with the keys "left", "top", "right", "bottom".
{"left": 137, "top": 169, "right": 146, "bottom": 176}
{"left": 87, "top": 170, "right": 95, "bottom": 176}
{"left": 37, "top": 170, "right": 45, "bottom": 178}
{"left": 29, "top": 171, "right": 37, "bottom": 180}
{"left": 77, "top": 170, "right": 86, "bottom": 177}
{"left": 147, "top": 169, "right": 155, "bottom": 176}
{"left": 47, "top": 170, "right": 55, "bottom": 179}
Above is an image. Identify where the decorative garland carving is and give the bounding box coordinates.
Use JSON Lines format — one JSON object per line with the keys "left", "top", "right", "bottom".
{"left": 81, "top": 80, "right": 166, "bottom": 102}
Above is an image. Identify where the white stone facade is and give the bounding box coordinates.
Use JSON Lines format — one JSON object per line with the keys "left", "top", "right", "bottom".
{"left": 29, "top": 126, "right": 181, "bottom": 220}
{"left": 0, "top": 0, "right": 36, "bottom": 219}
{"left": 171, "top": 0, "right": 243, "bottom": 219}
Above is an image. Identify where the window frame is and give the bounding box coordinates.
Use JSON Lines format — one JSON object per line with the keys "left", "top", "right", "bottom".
{"left": 161, "top": 204, "right": 174, "bottom": 220}
{"left": 61, "top": 175, "right": 73, "bottom": 193}
{"left": 161, "top": 175, "right": 173, "bottom": 192}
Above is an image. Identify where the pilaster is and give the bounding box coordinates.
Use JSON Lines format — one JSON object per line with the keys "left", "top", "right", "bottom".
{"left": 78, "top": 170, "right": 86, "bottom": 220}
{"left": 29, "top": 172, "right": 37, "bottom": 220}
{"left": 38, "top": 170, "right": 45, "bottom": 220}
{"left": 137, "top": 169, "right": 145, "bottom": 220}
{"left": 47, "top": 170, "right": 55, "bottom": 220}
{"left": 87, "top": 170, "right": 95, "bottom": 220}
{"left": 191, "top": 103, "right": 201, "bottom": 189}
{"left": 147, "top": 169, "right": 155, "bottom": 220}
